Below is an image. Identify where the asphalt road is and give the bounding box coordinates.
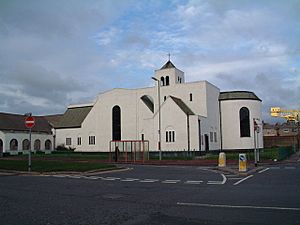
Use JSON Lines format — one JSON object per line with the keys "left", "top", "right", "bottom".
{"left": 0, "top": 162, "right": 300, "bottom": 225}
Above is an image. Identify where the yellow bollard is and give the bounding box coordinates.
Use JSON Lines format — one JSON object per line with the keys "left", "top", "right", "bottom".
{"left": 218, "top": 152, "right": 226, "bottom": 167}
{"left": 239, "top": 153, "right": 247, "bottom": 172}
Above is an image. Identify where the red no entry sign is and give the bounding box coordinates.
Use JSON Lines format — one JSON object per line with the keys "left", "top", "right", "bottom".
{"left": 25, "top": 116, "right": 35, "bottom": 129}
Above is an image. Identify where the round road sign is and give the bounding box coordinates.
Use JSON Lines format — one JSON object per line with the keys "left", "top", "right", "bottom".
{"left": 25, "top": 116, "right": 35, "bottom": 129}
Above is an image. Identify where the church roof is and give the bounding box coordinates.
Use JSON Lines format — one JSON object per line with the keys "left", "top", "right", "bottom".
{"left": 170, "top": 96, "right": 195, "bottom": 115}
{"left": 160, "top": 60, "right": 176, "bottom": 70}
{"left": 0, "top": 112, "right": 53, "bottom": 133}
{"left": 55, "top": 106, "right": 93, "bottom": 129}
{"left": 219, "top": 91, "right": 262, "bottom": 102}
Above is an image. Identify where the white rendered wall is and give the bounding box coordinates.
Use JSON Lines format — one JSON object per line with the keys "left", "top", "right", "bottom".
{"left": 0, "top": 131, "right": 53, "bottom": 154}
{"left": 220, "top": 99, "right": 263, "bottom": 150}
{"left": 55, "top": 80, "right": 222, "bottom": 152}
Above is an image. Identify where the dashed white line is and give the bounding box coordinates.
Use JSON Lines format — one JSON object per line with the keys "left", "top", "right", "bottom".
{"left": 284, "top": 166, "right": 296, "bottom": 170}
{"left": 270, "top": 167, "right": 280, "bottom": 170}
{"left": 185, "top": 180, "right": 203, "bottom": 184}
{"left": 177, "top": 202, "right": 300, "bottom": 211}
{"left": 258, "top": 168, "right": 270, "bottom": 174}
{"left": 101, "top": 177, "right": 119, "bottom": 181}
{"left": 85, "top": 176, "right": 101, "bottom": 180}
{"left": 139, "top": 179, "right": 159, "bottom": 183}
{"left": 162, "top": 180, "right": 181, "bottom": 184}
{"left": 121, "top": 178, "right": 140, "bottom": 182}
{"left": 233, "top": 175, "right": 253, "bottom": 186}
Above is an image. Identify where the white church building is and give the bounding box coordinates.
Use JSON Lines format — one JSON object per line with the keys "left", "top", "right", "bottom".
{"left": 54, "top": 60, "right": 263, "bottom": 153}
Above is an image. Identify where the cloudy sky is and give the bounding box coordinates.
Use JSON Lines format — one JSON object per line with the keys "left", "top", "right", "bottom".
{"left": 0, "top": 0, "right": 299, "bottom": 122}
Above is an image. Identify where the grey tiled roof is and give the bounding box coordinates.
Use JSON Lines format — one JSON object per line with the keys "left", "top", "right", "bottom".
{"left": 170, "top": 96, "right": 195, "bottom": 115}
{"left": 160, "top": 60, "right": 176, "bottom": 69}
{"left": 0, "top": 112, "right": 52, "bottom": 133}
{"left": 54, "top": 106, "right": 93, "bottom": 129}
{"left": 219, "top": 91, "right": 262, "bottom": 101}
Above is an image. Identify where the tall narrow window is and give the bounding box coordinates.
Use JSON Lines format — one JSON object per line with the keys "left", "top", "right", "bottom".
{"left": 89, "top": 136, "right": 96, "bottom": 145}
{"left": 166, "top": 131, "right": 176, "bottom": 143}
{"left": 66, "top": 138, "right": 71, "bottom": 146}
{"left": 240, "top": 107, "right": 250, "bottom": 137}
{"left": 77, "top": 137, "right": 82, "bottom": 145}
{"left": 165, "top": 76, "right": 169, "bottom": 86}
{"left": 112, "top": 105, "right": 121, "bottom": 140}
{"left": 160, "top": 77, "right": 165, "bottom": 86}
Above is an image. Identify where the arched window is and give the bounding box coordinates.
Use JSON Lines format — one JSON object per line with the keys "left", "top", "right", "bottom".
{"left": 165, "top": 76, "right": 169, "bottom": 86}
{"left": 22, "top": 139, "right": 30, "bottom": 150}
{"left": 10, "top": 139, "right": 18, "bottom": 151}
{"left": 160, "top": 77, "right": 165, "bottom": 86}
{"left": 240, "top": 107, "right": 250, "bottom": 137}
{"left": 45, "top": 140, "right": 52, "bottom": 150}
{"left": 34, "top": 139, "right": 41, "bottom": 151}
{"left": 112, "top": 105, "right": 121, "bottom": 140}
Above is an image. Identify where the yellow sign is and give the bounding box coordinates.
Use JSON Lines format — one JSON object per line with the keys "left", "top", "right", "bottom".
{"left": 239, "top": 153, "right": 247, "bottom": 172}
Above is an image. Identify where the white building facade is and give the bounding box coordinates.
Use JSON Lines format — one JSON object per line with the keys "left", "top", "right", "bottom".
{"left": 55, "top": 61, "right": 263, "bottom": 153}
{"left": 0, "top": 113, "right": 55, "bottom": 156}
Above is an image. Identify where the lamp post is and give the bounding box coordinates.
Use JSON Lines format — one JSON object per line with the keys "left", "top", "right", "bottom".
{"left": 253, "top": 118, "right": 260, "bottom": 167}
{"left": 152, "top": 77, "right": 162, "bottom": 160}
{"left": 24, "top": 112, "right": 33, "bottom": 172}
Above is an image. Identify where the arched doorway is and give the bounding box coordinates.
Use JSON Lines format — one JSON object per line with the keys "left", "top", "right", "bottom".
{"left": 112, "top": 105, "right": 121, "bottom": 140}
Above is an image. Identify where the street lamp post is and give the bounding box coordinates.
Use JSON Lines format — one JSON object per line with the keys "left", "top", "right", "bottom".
{"left": 152, "top": 77, "right": 162, "bottom": 160}
{"left": 253, "top": 118, "right": 260, "bottom": 167}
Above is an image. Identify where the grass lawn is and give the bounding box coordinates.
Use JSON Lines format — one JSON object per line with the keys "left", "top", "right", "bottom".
{"left": 0, "top": 159, "right": 115, "bottom": 172}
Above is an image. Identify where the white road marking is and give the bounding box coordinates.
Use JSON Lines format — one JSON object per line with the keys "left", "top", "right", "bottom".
{"left": 284, "top": 166, "right": 296, "bottom": 169}
{"left": 162, "top": 180, "right": 181, "bottom": 184}
{"left": 66, "top": 175, "right": 82, "bottom": 179}
{"left": 176, "top": 202, "right": 300, "bottom": 211}
{"left": 258, "top": 168, "right": 270, "bottom": 174}
{"left": 139, "top": 179, "right": 159, "bottom": 183}
{"left": 270, "top": 167, "right": 280, "bottom": 170}
{"left": 185, "top": 180, "right": 203, "bottom": 184}
{"left": 101, "top": 177, "right": 119, "bottom": 181}
{"left": 207, "top": 174, "right": 227, "bottom": 185}
{"left": 121, "top": 178, "right": 140, "bottom": 182}
{"left": 85, "top": 176, "right": 101, "bottom": 180}
{"left": 233, "top": 175, "right": 253, "bottom": 186}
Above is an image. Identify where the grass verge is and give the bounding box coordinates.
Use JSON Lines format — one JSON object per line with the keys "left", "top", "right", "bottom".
{"left": 0, "top": 159, "right": 115, "bottom": 172}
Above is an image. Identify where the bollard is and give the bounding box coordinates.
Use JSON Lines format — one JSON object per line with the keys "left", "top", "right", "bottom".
{"left": 239, "top": 153, "right": 247, "bottom": 172}
{"left": 218, "top": 152, "right": 226, "bottom": 167}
